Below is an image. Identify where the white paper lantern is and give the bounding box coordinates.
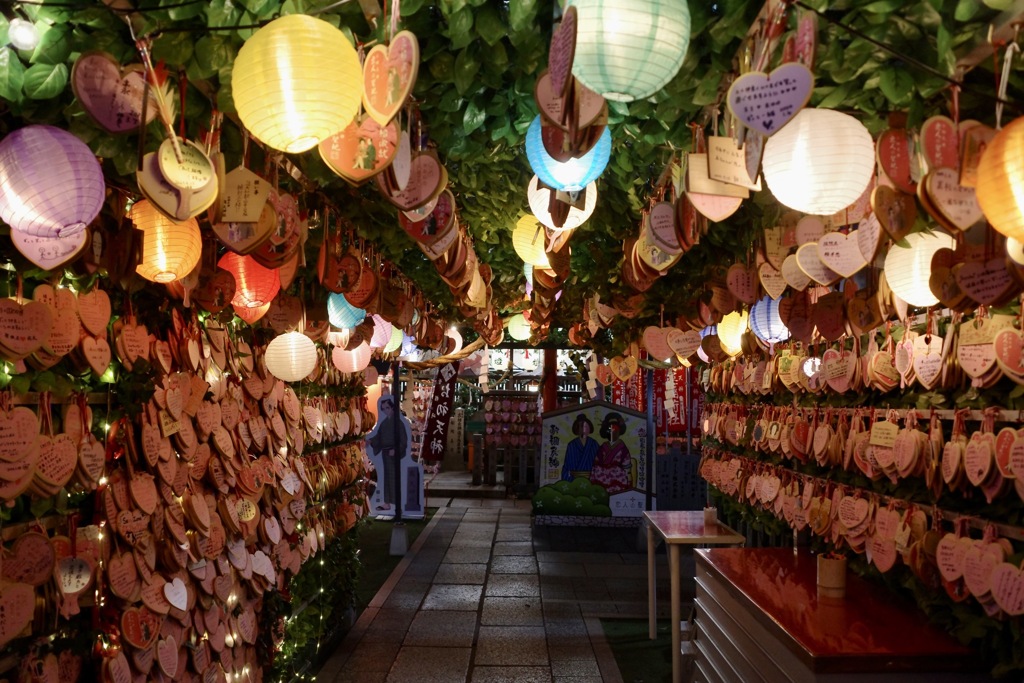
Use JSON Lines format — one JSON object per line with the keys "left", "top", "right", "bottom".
{"left": 446, "top": 327, "right": 464, "bottom": 354}
{"left": 528, "top": 176, "right": 597, "bottom": 231}
{"left": 568, "top": 0, "right": 691, "bottom": 102}
{"left": 749, "top": 296, "right": 790, "bottom": 344}
{"left": 265, "top": 332, "right": 318, "bottom": 382}
{"left": 332, "top": 342, "right": 371, "bottom": 373}
{"left": 883, "top": 230, "right": 955, "bottom": 308}
{"left": 507, "top": 314, "right": 531, "bottom": 341}
{"left": 763, "top": 108, "right": 875, "bottom": 216}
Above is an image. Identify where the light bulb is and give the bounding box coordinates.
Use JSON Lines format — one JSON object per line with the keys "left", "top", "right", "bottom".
{"left": 8, "top": 19, "right": 39, "bottom": 51}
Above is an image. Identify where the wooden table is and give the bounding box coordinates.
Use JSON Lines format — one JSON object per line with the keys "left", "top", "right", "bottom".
{"left": 644, "top": 510, "right": 745, "bottom": 683}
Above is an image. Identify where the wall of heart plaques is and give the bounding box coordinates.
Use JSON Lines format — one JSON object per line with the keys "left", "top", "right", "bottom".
{"left": 0, "top": 283, "right": 376, "bottom": 683}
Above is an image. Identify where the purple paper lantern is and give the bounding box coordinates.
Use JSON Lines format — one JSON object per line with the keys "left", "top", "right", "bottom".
{"left": 0, "top": 126, "right": 105, "bottom": 238}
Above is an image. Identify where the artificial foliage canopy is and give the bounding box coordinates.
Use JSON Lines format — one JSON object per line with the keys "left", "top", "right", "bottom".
{"left": 0, "top": 0, "right": 1021, "bottom": 354}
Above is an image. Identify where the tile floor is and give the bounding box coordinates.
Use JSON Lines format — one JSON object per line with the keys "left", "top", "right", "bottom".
{"left": 318, "top": 498, "right": 679, "bottom": 683}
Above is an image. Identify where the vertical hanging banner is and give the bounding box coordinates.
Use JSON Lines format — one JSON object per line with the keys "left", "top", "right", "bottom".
{"left": 421, "top": 360, "right": 460, "bottom": 463}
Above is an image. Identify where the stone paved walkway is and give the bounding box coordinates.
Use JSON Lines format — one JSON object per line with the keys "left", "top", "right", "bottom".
{"left": 318, "top": 498, "right": 676, "bottom": 683}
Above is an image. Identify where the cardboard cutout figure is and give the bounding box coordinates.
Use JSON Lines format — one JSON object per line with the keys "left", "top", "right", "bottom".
{"left": 365, "top": 394, "right": 424, "bottom": 518}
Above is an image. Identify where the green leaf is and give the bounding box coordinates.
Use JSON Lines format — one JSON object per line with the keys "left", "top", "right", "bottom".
{"left": 878, "top": 67, "right": 915, "bottom": 107}
{"left": 151, "top": 31, "right": 194, "bottom": 66}
{"left": 463, "top": 98, "right": 486, "bottom": 135}
{"left": 453, "top": 46, "right": 480, "bottom": 96}
{"left": 0, "top": 48, "right": 26, "bottom": 102}
{"left": 207, "top": 0, "right": 245, "bottom": 26}
{"left": 28, "top": 23, "right": 70, "bottom": 65}
{"left": 22, "top": 62, "right": 67, "bottom": 100}
{"left": 954, "top": 0, "right": 980, "bottom": 20}
{"left": 429, "top": 52, "right": 455, "bottom": 81}
{"left": 194, "top": 35, "right": 236, "bottom": 79}
{"left": 446, "top": 8, "right": 474, "bottom": 50}
{"left": 475, "top": 4, "right": 506, "bottom": 46}
{"left": 400, "top": 0, "right": 425, "bottom": 15}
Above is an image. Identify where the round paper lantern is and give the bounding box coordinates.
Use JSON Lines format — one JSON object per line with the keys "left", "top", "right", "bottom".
{"left": 513, "top": 216, "right": 551, "bottom": 267}
{"left": 232, "top": 14, "right": 362, "bottom": 153}
{"left": 8, "top": 18, "right": 40, "bottom": 51}
{"left": 447, "top": 327, "right": 464, "bottom": 354}
{"left": 763, "top": 108, "right": 875, "bottom": 216}
{"left": 883, "top": 230, "right": 955, "bottom": 307}
{"left": 219, "top": 252, "right": 280, "bottom": 309}
{"left": 383, "top": 326, "right": 404, "bottom": 353}
{"left": 717, "top": 310, "right": 748, "bottom": 357}
{"left": 568, "top": 0, "right": 691, "bottom": 102}
{"left": 526, "top": 116, "right": 611, "bottom": 192}
{"left": 369, "top": 315, "right": 393, "bottom": 349}
{"left": 327, "top": 292, "right": 366, "bottom": 329}
{"left": 130, "top": 200, "right": 202, "bottom": 283}
{"left": 326, "top": 328, "right": 350, "bottom": 348}
{"left": 332, "top": 342, "right": 371, "bottom": 373}
{"left": 528, "top": 176, "right": 598, "bottom": 231}
{"left": 265, "top": 331, "right": 318, "bottom": 382}
{"left": 507, "top": 314, "right": 531, "bottom": 341}
{"left": 0, "top": 125, "right": 104, "bottom": 238}
{"left": 749, "top": 296, "right": 790, "bottom": 344}
{"left": 978, "top": 117, "right": 1024, "bottom": 241}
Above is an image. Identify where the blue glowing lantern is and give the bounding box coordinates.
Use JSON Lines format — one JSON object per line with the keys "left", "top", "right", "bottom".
{"left": 749, "top": 296, "right": 790, "bottom": 344}
{"left": 327, "top": 292, "right": 365, "bottom": 329}
{"left": 525, "top": 116, "right": 611, "bottom": 192}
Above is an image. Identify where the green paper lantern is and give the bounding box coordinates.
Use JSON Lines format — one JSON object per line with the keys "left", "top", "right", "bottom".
{"left": 567, "top": 0, "right": 691, "bottom": 102}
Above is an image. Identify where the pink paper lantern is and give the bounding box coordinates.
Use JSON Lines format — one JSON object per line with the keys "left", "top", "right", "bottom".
{"left": 332, "top": 342, "right": 371, "bottom": 373}
{"left": 0, "top": 125, "right": 104, "bottom": 238}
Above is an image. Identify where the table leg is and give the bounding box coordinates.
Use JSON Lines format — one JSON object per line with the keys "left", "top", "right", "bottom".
{"left": 669, "top": 543, "right": 681, "bottom": 683}
{"left": 648, "top": 522, "right": 657, "bottom": 639}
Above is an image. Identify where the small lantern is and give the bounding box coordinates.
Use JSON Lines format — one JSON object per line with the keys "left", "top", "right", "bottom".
{"left": 528, "top": 176, "right": 597, "bottom": 231}
{"left": 884, "top": 230, "right": 955, "bottom": 307}
{"left": 749, "top": 295, "right": 790, "bottom": 344}
{"left": 513, "top": 216, "right": 551, "bottom": 267}
{"left": 384, "top": 325, "right": 404, "bottom": 353}
{"left": 232, "top": 14, "right": 362, "bottom": 153}
{"left": 327, "top": 292, "right": 366, "bottom": 329}
{"left": 265, "top": 331, "right": 318, "bottom": 382}
{"left": 234, "top": 301, "right": 270, "bottom": 325}
{"left": 219, "top": 252, "right": 280, "bottom": 309}
{"left": 332, "top": 342, "right": 371, "bottom": 373}
{"left": 977, "top": 116, "right": 1024, "bottom": 242}
{"left": 568, "top": 0, "right": 691, "bottom": 102}
{"left": 526, "top": 116, "right": 611, "bottom": 192}
{"left": 763, "top": 109, "right": 875, "bottom": 216}
{"left": 131, "top": 200, "right": 202, "bottom": 283}
{"left": 507, "top": 314, "right": 531, "bottom": 341}
{"left": 0, "top": 125, "right": 104, "bottom": 238}
{"left": 369, "top": 314, "right": 393, "bottom": 349}
{"left": 717, "top": 310, "right": 748, "bottom": 357}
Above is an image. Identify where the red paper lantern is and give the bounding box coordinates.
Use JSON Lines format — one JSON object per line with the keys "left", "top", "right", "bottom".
{"left": 219, "top": 252, "right": 280, "bottom": 309}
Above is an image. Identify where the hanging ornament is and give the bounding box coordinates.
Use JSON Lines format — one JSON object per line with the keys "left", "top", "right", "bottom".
{"left": 131, "top": 200, "right": 202, "bottom": 283}
{"left": 265, "top": 331, "right": 318, "bottom": 382}
{"left": 218, "top": 252, "right": 280, "bottom": 309}
{"left": 525, "top": 116, "right": 610, "bottom": 192}
{"left": 528, "top": 176, "right": 597, "bottom": 231}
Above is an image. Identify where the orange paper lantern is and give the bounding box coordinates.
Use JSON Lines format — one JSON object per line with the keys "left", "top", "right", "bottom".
{"left": 977, "top": 117, "right": 1024, "bottom": 242}
{"left": 219, "top": 252, "right": 281, "bottom": 309}
{"left": 131, "top": 200, "right": 202, "bottom": 283}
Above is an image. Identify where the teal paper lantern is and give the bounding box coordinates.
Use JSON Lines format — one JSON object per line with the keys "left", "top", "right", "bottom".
{"left": 525, "top": 117, "right": 610, "bottom": 192}
{"left": 567, "top": 0, "right": 691, "bottom": 102}
{"left": 327, "top": 292, "right": 365, "bottom": 329}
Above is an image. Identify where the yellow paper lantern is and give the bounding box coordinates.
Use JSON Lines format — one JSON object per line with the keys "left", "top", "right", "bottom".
{"left": 265, "top": 331, "right": 318, "bottom": 382}
{"left": 717, "top": 310, "right": 748, "bottom": 357}
{"left": 977, "top": 117, "right": 1024, "bottom": 242}
{"left": 763, "top": 108, "right": 875, "bottom": 216}
{"left": 513, "top": 216, "right": 551, "bottom": 267}
{"left": 232, "top": 14, "right": 362, "bottom": 153}
{"left": 506, "top": 313, "right": 531, "bottom": 341}
{"left": 130, "top": 200, "right": 202, "bottom": 283}
{"left": 883, "top": 230, "right": 955, "bottom": 308}
{"left": 384, "top": 325, "right": 404, "bottom": 353}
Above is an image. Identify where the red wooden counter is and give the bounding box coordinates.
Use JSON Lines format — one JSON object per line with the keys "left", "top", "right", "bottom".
{"left": 694, "top": 548, "right": 988, "bottom": 683}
